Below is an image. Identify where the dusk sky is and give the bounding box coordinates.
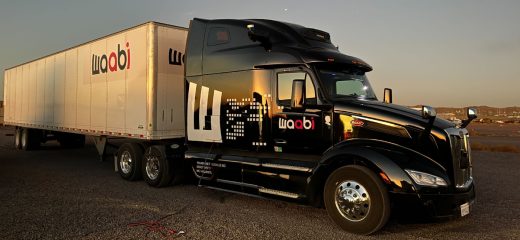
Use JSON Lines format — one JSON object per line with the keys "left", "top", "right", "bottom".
{"left": 1, "top": 0, "right": 519, "bottom": 107}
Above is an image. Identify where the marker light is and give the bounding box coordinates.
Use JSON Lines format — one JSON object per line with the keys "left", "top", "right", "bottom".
{"left": 405, "top": 170, "right": 448, "bottom": 187}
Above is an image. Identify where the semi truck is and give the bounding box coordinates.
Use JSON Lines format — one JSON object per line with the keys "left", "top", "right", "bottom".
{"left": 3, "top": 19, "right": 477, "bottom": 234}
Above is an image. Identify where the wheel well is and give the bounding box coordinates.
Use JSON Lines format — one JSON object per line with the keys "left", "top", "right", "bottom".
{"left": 308, "top": 154, "right": 391, "bottom": 208}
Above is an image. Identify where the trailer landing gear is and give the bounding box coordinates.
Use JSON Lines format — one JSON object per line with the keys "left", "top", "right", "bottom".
{"left": 93, "top": 136, "right": 108, "bottom": 162}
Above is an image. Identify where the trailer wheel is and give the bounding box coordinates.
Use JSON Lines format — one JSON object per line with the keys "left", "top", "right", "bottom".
{"left": 143, "top": 146, "right": 173, "bottom": 188}
{"left": 21, "top": 128, "right": 33, "bottom": 151}
{"left": 324, "top": 165, "right": 390, "bottom": 235}
{"left": 14, "top": 128, "right": 22, "bottom": 150}
{"left": 116, "top": 143, "right": 143, "bottom": 181}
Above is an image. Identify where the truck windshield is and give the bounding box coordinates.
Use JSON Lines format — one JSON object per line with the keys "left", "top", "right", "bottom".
{"left": 317, "top": 68, "right": 377, "bottom": 100}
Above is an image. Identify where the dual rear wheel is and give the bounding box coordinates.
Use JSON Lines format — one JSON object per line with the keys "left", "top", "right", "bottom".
{"left": 14, "top": 127, "right": 41, "bottom": 150}
{"left": 14, "top": 127, "right": 84, "bottom": 150}
{"left": 116, "top": 143, "right": 178, "bottom": 188}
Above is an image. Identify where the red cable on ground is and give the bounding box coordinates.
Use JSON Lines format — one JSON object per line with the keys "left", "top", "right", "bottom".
{"left": 128, "top": 219, "right": 185, "bottom": 239}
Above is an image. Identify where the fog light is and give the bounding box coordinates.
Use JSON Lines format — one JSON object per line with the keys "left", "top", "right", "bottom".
{"left": 405, "top": 170, "right": 447, "bottom": 187}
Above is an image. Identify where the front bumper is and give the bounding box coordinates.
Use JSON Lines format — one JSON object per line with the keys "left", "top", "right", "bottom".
{"left": 391, "top": 184, "right": 475, "bottom": 218}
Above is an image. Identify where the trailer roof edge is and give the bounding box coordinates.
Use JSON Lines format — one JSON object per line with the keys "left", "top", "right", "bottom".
{"left": 5, "top": 21, "right": 188, "bottom": 71}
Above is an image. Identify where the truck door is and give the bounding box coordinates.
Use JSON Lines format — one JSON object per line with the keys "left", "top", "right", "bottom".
{"left": 271, "top": 68, "right": 332, "bottom": 155}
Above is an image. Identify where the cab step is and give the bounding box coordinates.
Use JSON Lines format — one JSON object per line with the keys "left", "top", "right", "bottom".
{"left": 259, "top": 188, "right": 302, "bottom": 199}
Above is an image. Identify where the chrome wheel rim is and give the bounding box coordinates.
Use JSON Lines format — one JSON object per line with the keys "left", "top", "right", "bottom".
{"left": 120, "top": 151, "right": 132, "bottom": 174}
{"left": 334, "top": 180, "right": 371, "bottom": 222}
{"left": 145, "top": 154, "right": 160, "bottom": 181}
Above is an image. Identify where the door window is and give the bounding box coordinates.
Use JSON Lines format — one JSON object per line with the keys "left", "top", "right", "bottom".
{"left": 277, "top": 72, "right": 316, "bottom": 106}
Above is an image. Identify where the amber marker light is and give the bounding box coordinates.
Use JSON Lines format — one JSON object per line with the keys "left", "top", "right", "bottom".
{"left": 379, "top": 172, "right": 392, "bottom": 185}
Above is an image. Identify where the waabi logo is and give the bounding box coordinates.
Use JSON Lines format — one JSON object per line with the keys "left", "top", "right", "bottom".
{"left": 279, "top": 117, "right": 315, "bottom": 130}
{"left": 92, "top": 42, "right": 131, "bottom": 75}
{"left": 169, "top": 48, "right": 184, "bottom": 66}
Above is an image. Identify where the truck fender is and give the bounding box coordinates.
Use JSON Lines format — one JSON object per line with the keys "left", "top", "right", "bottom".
{"left": 306, "top": 139, "right": 448, "bottom": 206}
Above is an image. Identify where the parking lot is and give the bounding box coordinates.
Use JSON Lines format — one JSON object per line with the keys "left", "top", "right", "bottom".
{"left": 0, "top": 126, "right": 519, "bottom": 240}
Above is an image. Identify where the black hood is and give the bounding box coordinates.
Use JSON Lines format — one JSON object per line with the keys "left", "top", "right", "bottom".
{"left": 334, "top": 99, "right": 455, "bottom": 130}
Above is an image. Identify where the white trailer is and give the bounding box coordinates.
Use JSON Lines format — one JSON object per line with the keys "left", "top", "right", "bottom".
{"left": 3, "top": 22, "right": 188, "bottom": 143}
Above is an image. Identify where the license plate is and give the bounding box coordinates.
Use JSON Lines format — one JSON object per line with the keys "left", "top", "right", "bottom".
{"left": 460, "top": 202, "right": 470, "bottom": 217}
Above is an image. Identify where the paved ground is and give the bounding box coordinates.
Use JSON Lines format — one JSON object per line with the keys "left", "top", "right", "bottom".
{"left": 0, "top": 126, "right": 519, "bottom": 240}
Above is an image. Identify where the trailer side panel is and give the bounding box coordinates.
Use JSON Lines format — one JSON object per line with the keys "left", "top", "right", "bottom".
{"left": 3, "top": 22, "right": 187, "bottom": 140}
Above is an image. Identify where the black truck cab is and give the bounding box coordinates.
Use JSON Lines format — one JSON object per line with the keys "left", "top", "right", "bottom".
{"left": 184, "top": 18, "right": 476, "bottom": 234}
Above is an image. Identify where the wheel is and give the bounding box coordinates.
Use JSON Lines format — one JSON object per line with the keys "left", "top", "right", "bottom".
{"left": 14, "top": 128, "right": 22, "bottom": 150}
{"left": 21, "top": 128, "right": 32, "bottom": 151}
{"left": 116, "top": 143, "right": 143, "bottom": 181}
{"left": 324, "top": 165, "right": 390, "bottom": 235}
{"left": 142, "top": 145, "right": 173, "bottom": 188}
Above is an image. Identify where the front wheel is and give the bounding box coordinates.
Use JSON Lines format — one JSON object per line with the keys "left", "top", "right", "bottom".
{"left": 324, "top": 165, "right": 390, "bottom": 235}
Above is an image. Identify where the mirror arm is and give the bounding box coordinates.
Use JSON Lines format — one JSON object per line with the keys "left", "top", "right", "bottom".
{"left": 420, "top": 105, "right": 437, "bottom": 142}
{"left": 461, "top": 108, "right": 478, "bottom": 128}
{"left": 460, "top": 119, "right": 472, "bottom": 128}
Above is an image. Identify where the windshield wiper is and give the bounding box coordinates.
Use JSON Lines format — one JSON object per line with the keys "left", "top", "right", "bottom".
{"left": 337, "top": 93, "right": 360, "bottom": 98}
{"left": 335, "top": 94, "right": 376, "bottom": 100}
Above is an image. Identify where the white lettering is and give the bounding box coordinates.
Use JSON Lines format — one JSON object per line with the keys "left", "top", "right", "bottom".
{"left": 187, "top": 82, "right": 222, "bottom": 142}
{"left": 278, "top": 117, "right": 315, "bottom": 130}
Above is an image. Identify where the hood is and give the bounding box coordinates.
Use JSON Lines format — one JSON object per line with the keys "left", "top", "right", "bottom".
{"left": 334, "top": 99, "right": 455, "bottom": 130}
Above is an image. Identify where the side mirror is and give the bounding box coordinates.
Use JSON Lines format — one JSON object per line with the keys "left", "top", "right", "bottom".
{"left": 421, "top": 105, "right": 437, "bottom": 119}
{"left": 383, "top": 88, "right": 392, "bottom": 104}
{"left": 467, "top": 108, "right": 478, "bottom": 120}
{"left": 461, "top": 107, "right": 478, "bottom": 128}
{"left": 247, "top": 24, "right": 271, "bottom": 51}
{"left": 291, "top": 79, "right": 306, "bottom": 108}
{"left": 420, "top": 105, "right": 437, "bottom": 141}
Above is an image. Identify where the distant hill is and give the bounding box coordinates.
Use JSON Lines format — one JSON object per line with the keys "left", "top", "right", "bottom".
{"left": 411, "top": 105, "right": 520, "bottom": 122}
{"left": 436, "top": 106, "right": 520, "bottom": 117}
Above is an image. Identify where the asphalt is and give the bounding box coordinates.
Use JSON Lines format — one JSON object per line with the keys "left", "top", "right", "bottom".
{"left": 0, "top": 126, "right": 519, "bottom": 240}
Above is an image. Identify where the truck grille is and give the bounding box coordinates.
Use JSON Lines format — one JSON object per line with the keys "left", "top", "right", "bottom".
{"left": 447, "top": 128, "right": 473, "bottom": 189}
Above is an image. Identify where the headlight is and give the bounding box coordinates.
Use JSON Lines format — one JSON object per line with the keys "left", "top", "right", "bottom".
{"left": 405, "top": 169, "right": 448, "bottom": 187}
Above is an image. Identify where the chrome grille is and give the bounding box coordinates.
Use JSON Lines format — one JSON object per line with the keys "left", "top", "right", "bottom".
{"left": 446, "top": 128, "right": 473, "bottom": 189}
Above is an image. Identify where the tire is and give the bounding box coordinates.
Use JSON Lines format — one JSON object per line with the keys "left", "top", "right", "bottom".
{"left": 116, "top": 143, "right": 143, "bottom": 181}
{"left": 142, "top": 145, "right": 173, "bottom": 188}
{"left": 324, "top": 165, "right": 390, "bottom": 235}
{"left": 14, "top": 128, "right": 22, "bottom": 150}
{"left": 21, "top": 128, "right": 32, "bottom": 151}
